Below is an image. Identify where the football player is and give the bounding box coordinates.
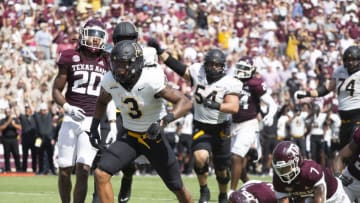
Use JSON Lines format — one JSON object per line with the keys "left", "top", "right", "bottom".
{"left": 333, "top": 127, "right": 360, "bottom": 202}
{"left": 295, "top": 45, "right": 360, "bottom": 150}
{"left": 272, "top": 141, "right": 350, "bottom": 203}
{"left": 92, "top": 21, "right": 144, "bottom": 203}
{"left": 89, "top": 40, "right": 194, "bottom": 203}
{"left": 52, "top": 19, "right": 112, "bottom": 203}
{"left": 229, "top": 57, "right": 277, "bottom": 195}
{"left": 228, "top": 180, "right": 277, "bottom": 203}
{"left": 148, "top": 39, "right": 243, "bottom": 203}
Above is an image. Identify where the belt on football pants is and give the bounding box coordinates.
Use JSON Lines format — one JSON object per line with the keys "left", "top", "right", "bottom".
{"left": 127, "top": 131, "right": 150, "bottom": 149}
{"left": 341, "top": 119, "right": 360, "bottom": 124}
{"left": 192, "top": 130, "right": 227, "bottom": 140}
{"left": 193, "top": 130, "right": 205, "bottom": 140}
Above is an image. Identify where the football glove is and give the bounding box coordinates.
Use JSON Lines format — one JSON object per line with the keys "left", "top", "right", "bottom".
{"left": 203, "top": 98, "right": 220, "bottom": 110}
{"left": 105, "top": 122, "right": 117, "bottom": 145}
{"left": 335, "top": 172, "right": 353, "bottom": 186}
{"left": 294, "top": 90, "right": 311, "bottom": 100}
{"left": 147, "top": 38, "right": 164, "bottom": 55}
{"left": 86, "top": 130, "right": 103, "bottom": 150}
{"left": 146, "top": 113, "right": 175, "bottom": 140}
{"left": 263, "top": 115, "right": 274, "bottom": 126}
{"left": 63, "top": 103, "right": 86, "bottom": 122}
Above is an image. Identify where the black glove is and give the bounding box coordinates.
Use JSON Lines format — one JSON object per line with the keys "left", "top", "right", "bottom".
{"left": 335, "top": 172, "right": 353, "bottom": 186}
{"left": 147, "top": 38, "right": 164, "bottom": 55}
{"left": 294, "top": 90, "right": 311, "bottom": 100}
{"left": 146, "top": 113, "right": 175, "bottom": 140}
{"left": 146, "top": 121, "right": 161, "bottom": 140}
{"left": 203, "top": 98, "right": 220, "bottom": 110}
{"left": 86, "top": 130, "right": 104, "bottom": 150}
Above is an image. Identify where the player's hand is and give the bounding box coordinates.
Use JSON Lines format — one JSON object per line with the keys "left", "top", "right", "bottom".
{"left": 106, "top": 122, "right": 117, "bottom": 145}
{"left": 263, "top": 115, "right": 274, "bottom": 126}
{"left": 146, "top": 121, "right": 161, "bottom": 140}
{"left": 147, "top": 38, "right": 164, "bottom": 55}
{"left": 63, "top": 103, "right": 86, "bottom": 122}
{"left": 86, "top": 130, "right": 103, "bottom": 150}
{"left": 335, "top": 172, "right": 353, "bottom": 186}
{"left": 294, "top": 90, "right": 310, "bottom": 100}
{"left": 203, "top": 98, "right": 220, "bottom": 110}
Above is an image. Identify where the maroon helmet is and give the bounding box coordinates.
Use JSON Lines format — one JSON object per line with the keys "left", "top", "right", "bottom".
{"left": 272, "top": 141, "right": 303, "bottom": 184}
{"left": 79, "top": 19, "right": 108, "bottom": 52}
{"left": 229, "top": 190, "right": 258, "bottom": 203}
{"left": 234, "top": 57, "right": 256, "bottom": 80}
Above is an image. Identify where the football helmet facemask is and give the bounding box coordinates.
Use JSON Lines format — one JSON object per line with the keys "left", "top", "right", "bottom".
{"left": 204, "top": 49, "right": 226, "bottom": 84}
{"left": 110, "top": 40, "right": 144, "bottom": 89}
{"left": 272, "top": 141, "right": 303, "bottom": 184}
{"left": 80, "top": 19, "right": 108, "bottom": 52}
{"left": 234, "top": 57, "right": 256, "bottom": 80}
{"left": 343, "top": 45, "right": 360, "bottom": 75}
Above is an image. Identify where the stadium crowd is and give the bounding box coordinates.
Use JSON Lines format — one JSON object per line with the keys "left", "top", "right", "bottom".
{"left": 0, "top": 0, "right": 359, "bottom": 201}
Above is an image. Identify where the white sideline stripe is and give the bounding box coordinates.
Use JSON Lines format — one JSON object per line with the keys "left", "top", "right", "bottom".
{"left": 0, "top": 191, "right": 175, "bottom": 201}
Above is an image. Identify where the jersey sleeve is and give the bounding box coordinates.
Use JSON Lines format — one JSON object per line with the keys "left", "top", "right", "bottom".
{"left": 188, "top": 63, "right": 202, "bottom": 84}
{"left": 251, "top": 78, "right": 267, "bottom": 97}
{"left": 100, "top": 72, "right": 115, "bottom": 93}
{"left": 150, "top": 68, "right": 167, "bottom": 94}
{"left": 226, "top": 77, "right": 243, "bottom": 95}
{"left": 56, "top": 49, "right": 78, "bottom": 66}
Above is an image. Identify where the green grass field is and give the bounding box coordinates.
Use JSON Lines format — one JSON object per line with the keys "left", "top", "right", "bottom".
{"left": 0, "top": 174, "right": 271, "bottom": 203}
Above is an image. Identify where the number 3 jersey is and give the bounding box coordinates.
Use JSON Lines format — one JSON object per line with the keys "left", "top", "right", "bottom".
{"left": 333, "top": 67, "right": 360, "bottom": 111}
{"left": 101, "top": 67, "right": 167, "bottom": 132}
{"left": 189, "top": 63, "right": 243, "bottom": 124}
{"left": 56, "top": 49, "right": 111, "bottom": 116}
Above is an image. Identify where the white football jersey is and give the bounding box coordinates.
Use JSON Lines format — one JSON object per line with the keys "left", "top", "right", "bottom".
{"left": 101, "top": 67, "right": 167, "bottom": 132}
{"left": 189, "top": 63, "right": 243, "bottom": 124}
{"left": 333, "top": 67, "right": 360, "bottom": 111}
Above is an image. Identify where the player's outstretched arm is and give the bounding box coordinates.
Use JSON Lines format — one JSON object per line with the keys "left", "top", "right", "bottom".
{"left": 148, "top": 38, "right": 191, "bottom": 81}
{"left": 294, "top": 79, "right": 336, "bottom": 100}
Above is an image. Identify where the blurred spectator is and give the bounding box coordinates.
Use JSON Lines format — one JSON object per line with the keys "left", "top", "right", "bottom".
{"left": 286, "top": 30, "right": 300, "bottom": 62}
{"left": 19, "top": 104, "right": 38, "bottom": 172}
{"left": 34, "top": 102, "right": 56, "bottom": 175}
{"left": 0, "top": 107, "right": 21, "bottom": 172}
{"left": 35, "top": 22, "right": 53, "bottom": 60}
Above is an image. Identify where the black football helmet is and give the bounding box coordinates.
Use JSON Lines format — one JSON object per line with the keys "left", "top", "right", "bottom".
{"left": 343, "top": 45, "right": 360, "bottom": 75}
{"left": 110, "top": 40, "right": 144, "bottom": 89}
{"left": 234, "top": 57, "right": 256, "bottom": 80}
{"left": 79, "top": 19, "right": 108, "bottom": 52}
{"left": 272, "top": 141, "right": 303, "bottom": 184}
{"left": 204, "top": 49, "right": 226, "bottom": 84}
{"left": 112, "top": 21, "right": 138, "bottom": 44}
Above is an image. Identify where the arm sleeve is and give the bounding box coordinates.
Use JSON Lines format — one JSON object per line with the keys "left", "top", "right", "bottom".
{"left": 106, "top": 100, "right": 117, "bottom": 121}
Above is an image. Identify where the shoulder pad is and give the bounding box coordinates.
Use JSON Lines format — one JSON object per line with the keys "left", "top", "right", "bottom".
{"left": 57, "top": 49, "right": 81, "bottom": 66}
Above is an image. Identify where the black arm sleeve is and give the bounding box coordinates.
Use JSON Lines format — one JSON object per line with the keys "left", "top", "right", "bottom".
{"left": 164, "top": 54, "right": 187, "bottom": 77}
{"left": 90, "top": 118, "right": 101, "bottom": 131}
{"left": 317, "top": 85, "right": 330, "bottom": 96}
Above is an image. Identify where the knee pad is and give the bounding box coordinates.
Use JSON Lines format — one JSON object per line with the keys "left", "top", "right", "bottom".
{"left": 194, "top": 162, "right": 209, "bottom": 175}
{"left": 122, "top": 162, "right": 136, "bottom": 177}
{"left": 216, "top": 168, "right": 230, "bottom": 185}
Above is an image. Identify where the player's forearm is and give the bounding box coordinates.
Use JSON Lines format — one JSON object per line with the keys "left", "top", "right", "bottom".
{"left": 52, "top": 89, "right": 66, "bottom": 106}
{"left": 171, "top": 97, "right": 192, "bottom": 119}
{"left": 159, "top": 52, "right": 191, "bottom": 81}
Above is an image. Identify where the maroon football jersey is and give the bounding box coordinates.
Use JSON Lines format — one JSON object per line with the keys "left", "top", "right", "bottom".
{"left": 240, "top": 181, "right": 277, "bottom": 203}
{"left": 57, "top": 49, "right": 111, "bottom": 116}
{"left": 273, "top": 160, "right": 338, "bottom": 200}
{"left": 232, "top": 77, "right": 267, "bottom": 122}
{"left": 348, "top": 127, "right": 360, "bottom": 179}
